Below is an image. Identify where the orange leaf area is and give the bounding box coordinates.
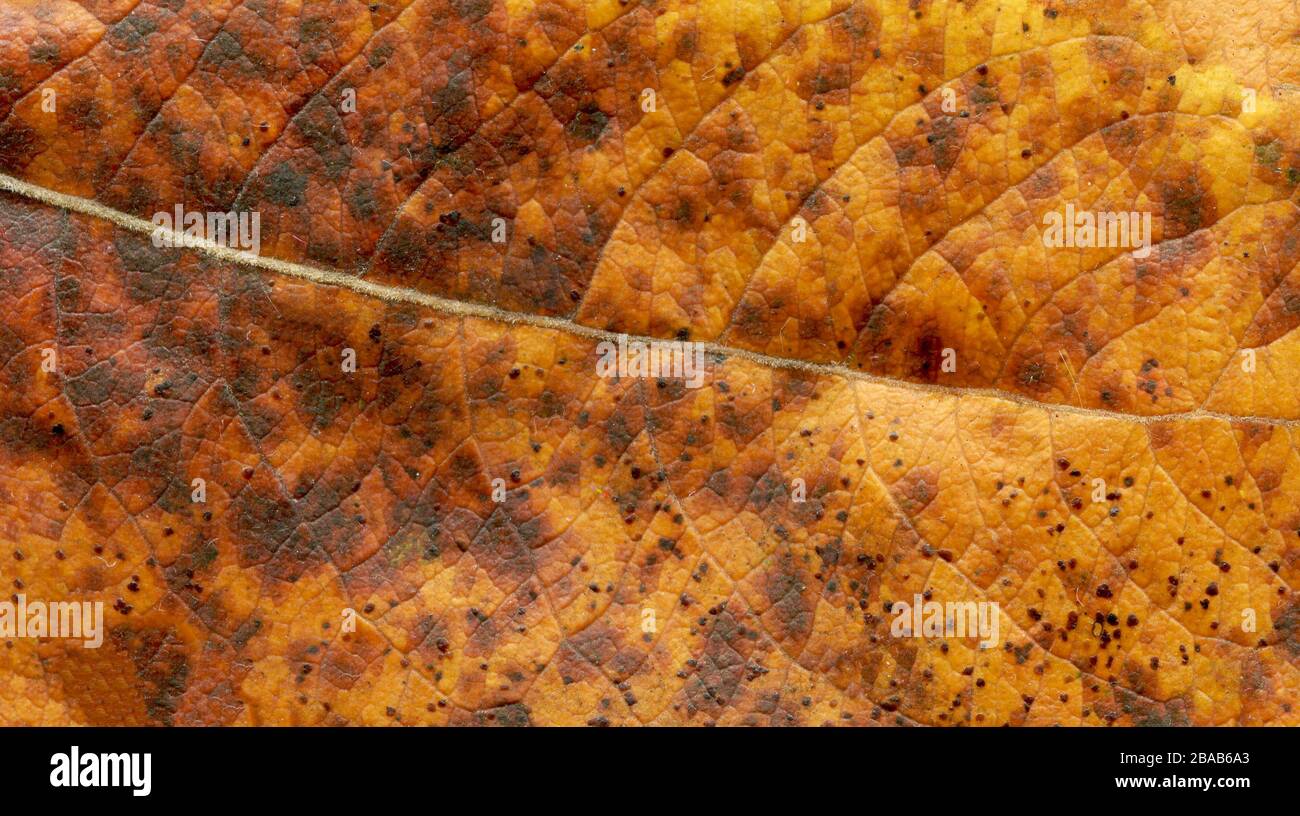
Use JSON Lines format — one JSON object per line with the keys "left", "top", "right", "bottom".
{"left": 0, "top": 0, "right": 1298, "bottom": 725}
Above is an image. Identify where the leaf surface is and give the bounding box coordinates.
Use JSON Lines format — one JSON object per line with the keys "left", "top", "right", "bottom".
{"left": 0, "top": 0, "right": 1298, "bottom": 725}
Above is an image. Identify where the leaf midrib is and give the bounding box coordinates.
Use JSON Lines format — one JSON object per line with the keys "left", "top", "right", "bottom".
{"left": 2, "top": 170, "right": 1293, "bottom": 428}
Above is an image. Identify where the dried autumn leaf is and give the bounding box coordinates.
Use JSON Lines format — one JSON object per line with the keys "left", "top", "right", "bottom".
{"left": 0, "top": 0, "right": 1297, "bottom": 726}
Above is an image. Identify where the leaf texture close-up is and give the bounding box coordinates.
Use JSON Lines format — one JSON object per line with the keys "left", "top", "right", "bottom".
{"left": 0, "top": 0, "right": 1298, "bottom": 727}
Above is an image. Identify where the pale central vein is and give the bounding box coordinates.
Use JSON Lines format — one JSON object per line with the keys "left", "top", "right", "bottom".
{"left": 1, "top": 171, "right": 1295, "bottom": 429}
